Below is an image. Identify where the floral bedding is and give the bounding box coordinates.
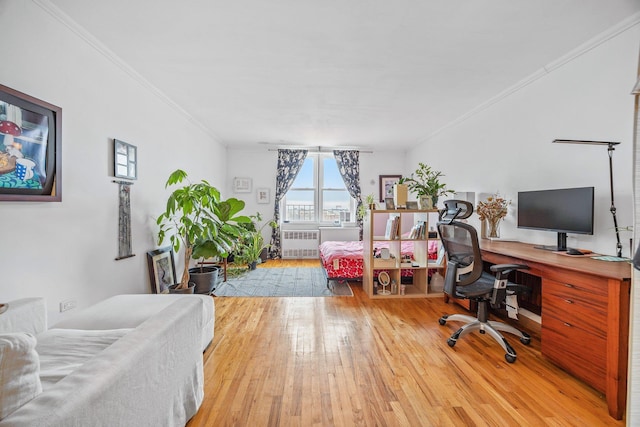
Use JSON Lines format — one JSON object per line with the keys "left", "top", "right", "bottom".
{"left": 319, "top": 240, "right": 438, "bottom": 280}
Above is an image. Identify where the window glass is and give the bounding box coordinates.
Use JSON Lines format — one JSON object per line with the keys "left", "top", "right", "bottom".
{"left": 283, "top": 154, "right": 355, "bottom": 224}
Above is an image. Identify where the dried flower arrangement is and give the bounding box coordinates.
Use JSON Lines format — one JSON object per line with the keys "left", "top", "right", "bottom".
{"left": 476, "top": 194, "right": 510, "bottom": 238}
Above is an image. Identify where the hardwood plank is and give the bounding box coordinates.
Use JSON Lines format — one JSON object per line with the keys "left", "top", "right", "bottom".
{"left": 189, "top": 261, "right": 624, "bottom": 426}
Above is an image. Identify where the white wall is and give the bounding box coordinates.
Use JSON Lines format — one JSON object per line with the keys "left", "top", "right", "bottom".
{"left": 406, "top": 24, "right": 639, "bottom": 257}
{"left": 0, "top": 1, "right": 227, "bottom": 323}
{"left": 226, "top": 147, "right": 404, "bottom": 241}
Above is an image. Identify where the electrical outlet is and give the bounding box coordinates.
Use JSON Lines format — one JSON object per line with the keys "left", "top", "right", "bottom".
{"left": 59, "top": 299, "right": 77, "bottom": 312}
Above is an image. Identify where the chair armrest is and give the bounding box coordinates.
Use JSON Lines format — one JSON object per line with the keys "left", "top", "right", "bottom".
{"left": 489, "top": 263, "right": 529, "bottom": 280}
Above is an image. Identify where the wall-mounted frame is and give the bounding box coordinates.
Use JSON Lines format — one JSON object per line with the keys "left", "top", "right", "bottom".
{"left": 0, "top": 84, "right": 62, "bottom": 201}
{"left": 146, "top": 247, "right": 176, "bottom": 294}
{"left": 379, "top": 175, "right": 401, "bottom": 202}
{"left": 113, "top": 139, "right": 137, "bottom": 180}
{"left": 256, "top": 187, "right": 270, "bottom": 204}
{"left": 233, "top": 177, "right": 252, "bottom": 193}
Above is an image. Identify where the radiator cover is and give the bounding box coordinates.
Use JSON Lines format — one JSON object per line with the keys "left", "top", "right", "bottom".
{"left": 281, "top": 230, "right": 319, "bottom": 259}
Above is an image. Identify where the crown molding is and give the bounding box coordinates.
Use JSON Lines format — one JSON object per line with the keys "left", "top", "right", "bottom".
{"left": 32, "top": 0, "right": 223, "bottom": 144}
{"left": 416, "top": 11, "right": 640, "bottom": 146}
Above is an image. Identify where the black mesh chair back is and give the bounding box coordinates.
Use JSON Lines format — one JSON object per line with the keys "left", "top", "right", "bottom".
{"left": 436, "top": 199, "right": 531, "bottom": 363}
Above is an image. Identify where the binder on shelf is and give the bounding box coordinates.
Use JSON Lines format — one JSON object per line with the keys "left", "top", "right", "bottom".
{"left": 384, "top": 217, "right": 400, "bottom": 239}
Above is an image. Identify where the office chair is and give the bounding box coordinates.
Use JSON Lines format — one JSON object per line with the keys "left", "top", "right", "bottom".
{"left": 437, "top": 200, "right": 531, "bottom": 363}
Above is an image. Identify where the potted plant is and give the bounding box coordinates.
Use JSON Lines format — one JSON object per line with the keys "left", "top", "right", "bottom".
{"left": 157, "top": 169, "right": 251, "bottom": 293}
{"left": 403, "top": 163, "right": 454, "bottom": 209}
{"left": 234, "top": 213, "right": 276, "bottom": 270}
{"left": 357, "top": 194, "right": 376, "bottom": 219}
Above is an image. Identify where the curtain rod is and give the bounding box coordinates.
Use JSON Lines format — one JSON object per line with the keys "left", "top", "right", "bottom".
{"left": 267, "top": 147, "right": 373, "bottom": 153}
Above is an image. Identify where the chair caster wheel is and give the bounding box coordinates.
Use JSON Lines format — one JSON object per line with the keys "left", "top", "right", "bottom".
{"left": 447, "top": 338, "right": 456, "bottom": 347}
{"left": 505, "top": 354, "right": 516, "bottom": 363}
{"left": 520, "top": 336, "right": 531, "bottom": 345}
{"left": 439, "top": 318, "right": 447, "bottom": 326}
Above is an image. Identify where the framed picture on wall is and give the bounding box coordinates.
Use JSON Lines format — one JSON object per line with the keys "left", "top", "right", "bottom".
{"left": 146, "top": 247, "right": 177, "bottom": 294}
{"left": 233, "top": 177, "right": 252, "bottom": 193}
{"left": 0, "top": 84, "right": 62, "bottom": 201}
{"left": 256, "top": 188, "right": 270, "bottom": 204}
{"left": 113, "top": 139, "right": 137, "bottom": 180}
{"left": 379, "top": 175, "right": 401, "bottom": 202}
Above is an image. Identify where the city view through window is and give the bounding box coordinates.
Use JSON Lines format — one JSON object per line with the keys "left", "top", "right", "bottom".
{"left": 284, "top": 155, "right": 354, "bottom": 223}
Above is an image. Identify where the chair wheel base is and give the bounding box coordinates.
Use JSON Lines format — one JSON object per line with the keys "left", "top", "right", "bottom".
{"left": 520, "top": 336, "right": 531, "bottom": 345}
{"left": 447, "top": 338, "right": 456, "bottom": 347}
{"left": 438, "top": 317, "right": 447, "bottom": 326}
{"left": 505, "top": 354, "right": 516, "bottom": 363}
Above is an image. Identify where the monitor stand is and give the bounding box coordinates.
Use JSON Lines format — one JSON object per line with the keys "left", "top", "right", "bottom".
{"left": 534, "top": 232, "right": 568, "bottom": 252}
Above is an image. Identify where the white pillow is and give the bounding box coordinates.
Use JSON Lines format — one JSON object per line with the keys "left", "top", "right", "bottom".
{"left": 0, "top": 333, "right": 42, "bottom": 420}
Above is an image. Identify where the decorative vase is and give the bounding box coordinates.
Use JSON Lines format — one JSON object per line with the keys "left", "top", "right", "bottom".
{"left": 484, "top": 217, "right": 501, "bottom": 239}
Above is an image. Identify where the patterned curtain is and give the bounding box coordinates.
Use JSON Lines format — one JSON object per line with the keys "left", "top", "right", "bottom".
{"left": 333, "top": 150, "right": 363, "bottom": 240}
{"left": 270, "top": 149, "right": 308, "bottom": 258}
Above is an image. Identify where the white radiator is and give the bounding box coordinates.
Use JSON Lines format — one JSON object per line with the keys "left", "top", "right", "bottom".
{"left": 281, "top": 230, "right": 319, "bottom": 259}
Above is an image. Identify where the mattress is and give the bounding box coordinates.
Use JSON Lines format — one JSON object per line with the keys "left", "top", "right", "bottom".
{"left": 319, "top": 240, "right": 438, "bottom": 280}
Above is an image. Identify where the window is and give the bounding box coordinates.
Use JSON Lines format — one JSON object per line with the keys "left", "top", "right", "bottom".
{"left": 283, "top": 154, "right": 354, "bottom": 223}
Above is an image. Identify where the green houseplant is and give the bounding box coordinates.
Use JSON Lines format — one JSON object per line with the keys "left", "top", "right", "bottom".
{"left": 234, "top": 213, "right": 276, "bottom": 270}
{"left": 157, "top": 169, "right": 251, "bottom": 292}
{"left": 357, "top": 194, "right": 376, "bottom": 219}
{"left": 403, "top": 163, "right": 454, "bottom": 209}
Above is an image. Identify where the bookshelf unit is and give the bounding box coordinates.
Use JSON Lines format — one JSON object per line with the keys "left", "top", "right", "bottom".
{"left": 363, "top": 209, "right": 444, "bottom": 299}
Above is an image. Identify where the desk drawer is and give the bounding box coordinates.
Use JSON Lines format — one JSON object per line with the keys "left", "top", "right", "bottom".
{"left": 541, "top": 315, "right": 606, "bottom": 393}
{"left": 542, "top": 279, "right": 606, "bottom": 338}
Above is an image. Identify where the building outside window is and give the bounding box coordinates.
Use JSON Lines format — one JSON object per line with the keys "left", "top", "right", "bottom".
{"left": 283, "top": 153, "right": 354, "bottom": 224}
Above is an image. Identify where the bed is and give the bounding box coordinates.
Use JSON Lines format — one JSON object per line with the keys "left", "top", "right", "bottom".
{"left": 319, "top": 240, "right": 439, "bottom": 285}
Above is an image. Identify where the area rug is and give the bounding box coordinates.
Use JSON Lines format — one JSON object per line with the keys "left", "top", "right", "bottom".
{"left": 213, "top": 267, "right": 353, "bottom": 297}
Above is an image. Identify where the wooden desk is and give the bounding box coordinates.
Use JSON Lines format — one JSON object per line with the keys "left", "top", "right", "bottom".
{"left": 479, "top": 240, "right": 631, "bottom": 420}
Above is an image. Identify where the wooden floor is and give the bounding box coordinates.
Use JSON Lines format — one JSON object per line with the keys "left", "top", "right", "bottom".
{"left": 188, "top": 260, "right": 622, "bottom": 426}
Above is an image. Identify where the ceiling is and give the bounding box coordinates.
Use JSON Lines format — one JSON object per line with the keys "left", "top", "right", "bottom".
{"left": 49, "top": 0, "right": 640, "bottom": 150}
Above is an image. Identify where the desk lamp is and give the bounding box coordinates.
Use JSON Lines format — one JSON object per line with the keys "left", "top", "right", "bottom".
{"left": 553, "top": 139, "right": 622, "bottom": 257}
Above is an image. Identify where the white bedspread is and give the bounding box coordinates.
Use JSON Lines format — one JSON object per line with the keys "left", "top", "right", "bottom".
{"left": 36, "top": 328, "right": 132, "bottom": 391}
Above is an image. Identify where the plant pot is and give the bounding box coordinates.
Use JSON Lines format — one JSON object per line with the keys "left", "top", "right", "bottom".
{"left": 168, "top": 283, "right": 195, "bottom": 294}
{"left": 259, "top": 247, "right": 269, "bottom": 263}
{"left": 248, "top": 261, "right": 258, "bottom": 270}
{"left": 188, "top": 266, "right": 220, "bottom": 295}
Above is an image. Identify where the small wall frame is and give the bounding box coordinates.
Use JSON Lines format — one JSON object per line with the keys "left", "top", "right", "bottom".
{"left": 113, "top": 139, "right": 137, "bottom": 180}
{"left": 256, "top": 187, "right": 270, "bottom": 204}
{"left": 233, "top": 177, "right": 252, "bottom": 193}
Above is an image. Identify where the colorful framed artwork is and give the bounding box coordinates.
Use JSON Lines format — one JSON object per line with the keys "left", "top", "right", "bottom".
{"left": 146, "top": 247, "right": 177, "bottom": 294}
{"left": 256, "top": 187, "right": 270, "bottom": 204}
{"left": 379, "top": 175, "right": 401, "bottom": 202}
{"left": 114, "top": 139, "right": 137, "bottom": 180}
{"left": 0, "top": 84, "right": 62, "bottom": 201}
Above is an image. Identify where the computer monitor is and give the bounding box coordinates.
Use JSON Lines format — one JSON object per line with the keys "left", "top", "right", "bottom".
{"left": 517, "top": 187, "right": 594, "bottom": 251}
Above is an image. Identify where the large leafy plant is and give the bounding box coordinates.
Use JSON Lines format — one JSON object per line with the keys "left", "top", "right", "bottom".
{"left": 157, "top": 169, "right": 251, "bottom": 289}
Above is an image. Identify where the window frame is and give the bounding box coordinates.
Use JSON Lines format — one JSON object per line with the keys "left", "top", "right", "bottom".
{"left": 282, "top": 153, "right": 355, "bottom": 225}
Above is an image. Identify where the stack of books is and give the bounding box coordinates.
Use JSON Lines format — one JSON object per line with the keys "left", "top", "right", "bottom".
{"left": 407, "top": 221, "right": 427, "bottom": 239}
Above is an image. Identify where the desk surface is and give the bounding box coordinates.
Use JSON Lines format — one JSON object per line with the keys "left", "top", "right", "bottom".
{"left": 479, "top": 240, "right": 631, "bottom": 282}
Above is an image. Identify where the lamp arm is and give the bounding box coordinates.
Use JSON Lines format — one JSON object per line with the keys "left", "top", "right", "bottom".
{"left": 608, "top": 144, "right": 622, "bottom": 257}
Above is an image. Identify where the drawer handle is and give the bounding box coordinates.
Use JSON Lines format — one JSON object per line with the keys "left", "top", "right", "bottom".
{"left": 564, "top": 299, "right": 574, "bottom": 304}
{"left": 563, "top": 322, "right": 572, "bottom": 328}
{"left": 564, "top": 283, "right": 575, "bottom": 288}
